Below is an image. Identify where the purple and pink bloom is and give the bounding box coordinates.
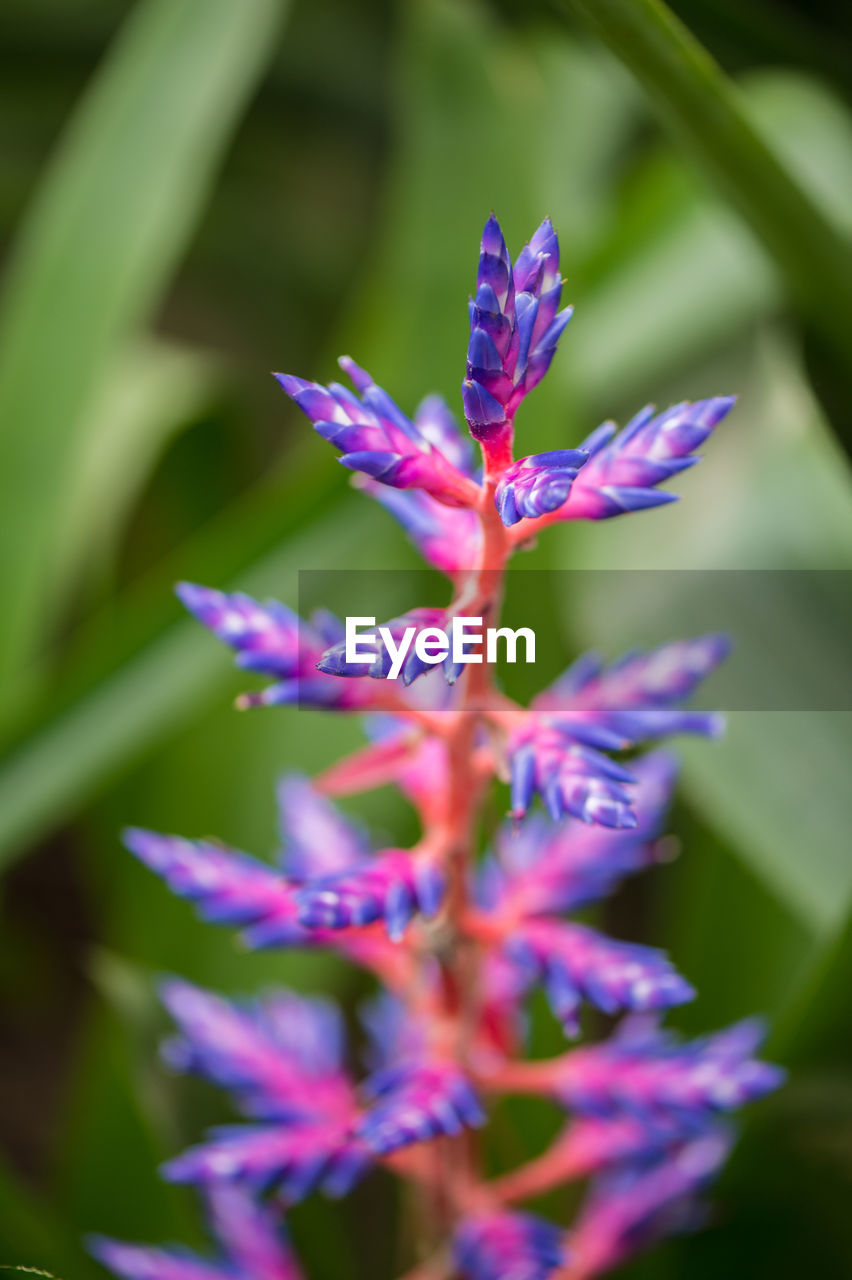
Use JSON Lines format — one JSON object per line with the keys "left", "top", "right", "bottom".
{"left": 91, "top": 217, "right": 780, "bottom": 1280}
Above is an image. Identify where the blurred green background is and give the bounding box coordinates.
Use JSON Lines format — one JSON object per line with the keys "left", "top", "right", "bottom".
{"left": 0, "top": 0, "right": 850, "bottom": 1275}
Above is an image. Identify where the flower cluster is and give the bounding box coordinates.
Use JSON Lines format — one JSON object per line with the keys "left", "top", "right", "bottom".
{"left": 91, "top": 218, "right": 780, "bottom": 1280}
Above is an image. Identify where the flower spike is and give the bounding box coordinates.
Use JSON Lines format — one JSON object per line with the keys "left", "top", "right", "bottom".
{"left": 294, "top": 849, "right": 445, "bottom": 941}
{"left": 571, "top": 1131, "right": 733, "bottom": 1277}
{"left": 541, "top": 634, "right": 731, "bottom": 712}
{"left": 100, "top": 215, "right": 781, "bottom": 1279}
{"left": 177, "top": 584, "right": 377, "bottom": 711}
{"left": 504, "top": 920, "right": 695, "bottom": 1035}
{"left": 554, "top": 397, "right": 736, "bottom": 522}
{"left": 123, "top": 828, "right": 419, "bottom": 983}
{"left": 495, "top": 449, "right": 588, "bottom": 526}
{"left": 176, "top": 583, "right": 301, "bottom": 678}
{"left": 555, "top": 1018, "right": 785, "bottom": 1128}
{"left": 278, "top": 360, "right": 480, "bottom": 509}
{"left": 357, "top": 1060, "right": 485, "bottom": 1155}
{"left": 530, "top": 634, "right": 730, "bottom": 747}
{"left": 464, "top": 216, "right": 573, "bottom": 444}
{"left": 159, "top": 980, "right": 354, "bottom": 1123}
{"left": 88, "top": 1186, "right": 304, "bottom": 1280}
{"left": 162, "top": 1123, "right": 367, "bottom": 1203}
{"left": 454, "top": 1211, "right": 568, "bottom": 1280}
{"left": 276, "top": 774, "right": 369, "bottom": 881}
{"left": 486, "top": 751, "right": 678, "bottom": 920}
{"left": 509, "top": 734, "right": 639, "bottom": 828}
{"left": 505, "top": 633, "right": 729, "bottom": 827}
{"left": 123, "top": 828, "right": 301, "bottom": 936}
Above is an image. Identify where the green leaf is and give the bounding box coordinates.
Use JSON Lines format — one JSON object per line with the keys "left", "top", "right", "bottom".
{"left": 679, "top": 713, "right": 852, "bottom": 937}
{"left": 772, "top": 906, "right": 852, "bottom": 1068}
{"left": 741, "top": 70, "right": 852, "bottom": 238}
{"left": 0, "top": 1271, "right": 60, "bottom": 1278}
{"left": 556, "top": 174, "right": 779, "bottom": 416}
{"left": 0, "top": 0, "right": 285, "bottom": 696}
{"left": 0, "top": 1271, "right": 60, "bottom": 1279}
{"left": 57, "top": 337, "right": 219, "bottom": 597}
{"left": 56, "top": 1000, "right": 193, "bottom": 1247}
{"left": 560, "top": 0, "right": 852, "bottom": 358}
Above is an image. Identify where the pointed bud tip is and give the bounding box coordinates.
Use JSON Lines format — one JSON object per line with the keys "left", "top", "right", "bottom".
{"left": 274, "top": 371, "right": 311, "bottom": 397}
{"left": 481, "top": 213, "right": 508, "bottom": 258}
{"left": 121, "top": 825, "right": 147, "bottom": 852}
{"left": 338, "top": 354, "right": 373, "bottom": 392}
{"left": 174, "top": 580, "right": 212, "bottom": 611}
{"left": 706, "top": 712, "right": 726, "bottom": 738}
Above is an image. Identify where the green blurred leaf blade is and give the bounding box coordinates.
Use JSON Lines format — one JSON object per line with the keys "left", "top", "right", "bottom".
{"left": 0, "top": 0, "right": 285, "bottom": 699}
{"left": 562, "top": 0, "right": 852, "bottom": 359}
{"left": 58, "top": 336, "right": 220, "bottom": 595}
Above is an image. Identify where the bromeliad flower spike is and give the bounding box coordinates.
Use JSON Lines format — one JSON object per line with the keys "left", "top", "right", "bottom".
{"left": 92, "top": 217, "right": 783, "bottom": 1280}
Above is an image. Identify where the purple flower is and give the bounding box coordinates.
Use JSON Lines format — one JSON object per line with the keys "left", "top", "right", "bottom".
{"left": 276, "top": 774, "right": 369, "bottom": 881}
{"left": 454, "top": 1211, "right": 568, "bottom": 1280}
{"left": 123, "top": 820, "right": 420, "bottom": 990}
{"left": 558, "top": 397, "right": 736, "bottom": 520}
{"left": 176, "top": 583, "right": 372, "bottom": 710}
{"left": 176, "top": 583, "right": 301, "bottom": 676}
{"left": 98, "top": 214, "right": 783, "bottom": 1280}
{"left": 160, "top": 980, "right": 354, "bottom": 1123}
{"left": 495, "top": 449, "right": 589, "bottom": 526}
{"left": 89, "top": 1186, "right": 303, "bottom": 1280}
{"left": 504, "top": 920, "right": 694, "bottom": 1035}
{"left": 572, "top": 1130, "right": 733, "bottom": 1274}
{"left": 294, "top": 848, "right": 445, "bottom": 941}
{"left": 558, "top": 1017, "right": 785, "bottom": 1127}
{"left": 509, "top": 732, "right": 639, "bottom": 828}
{"left": 157, "top": 982, "right": 367, "bottom": 1202}
{"left": 357, "top": 1060, "right": 485, "bottom": 1155}
{"left": 277, "top": 358, "right": 480, "bottom": 508}
{"left": 547, "top": 1113, "right": 695, "bottom": 1178}
{"left": 123, "top": 827, "right": 301, "bottom": 937}
{"left": 536, "top": 635, "right": 730, "bottom": 744}
{"left": 485, "top": 752, "right": 678, "bottom": 918}
{"left": 507, "top": 635, "right": 729, "bottom": 825}
{"left": 162, "top": 1122, "right": 368, "bottom": 1203}
{"left": 463, "top": 216, "right": 573, "bottom": 441}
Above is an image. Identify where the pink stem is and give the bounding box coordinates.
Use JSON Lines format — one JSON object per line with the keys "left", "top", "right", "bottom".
{"left": 473, "top": 1053, "right": 572, "bottom": 1096}
{"left": 487, "top": 1126, "right": 583, "bottom": 1205}
{"left": 391, "top": 437, "right": 514, "bottom": 1234}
